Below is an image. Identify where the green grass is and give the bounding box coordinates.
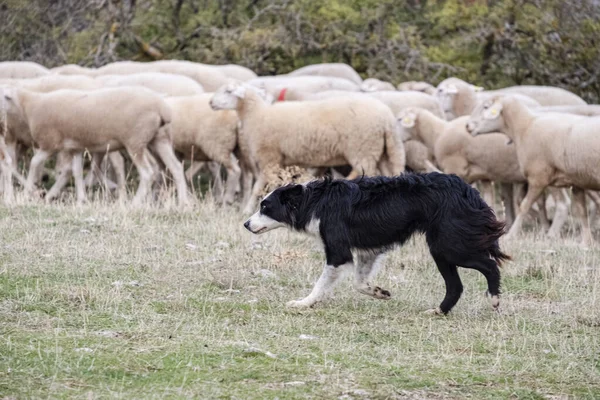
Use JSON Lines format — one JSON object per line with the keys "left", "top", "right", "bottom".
{"left": 0, "top": 200, "right": 599, "bottom": 399}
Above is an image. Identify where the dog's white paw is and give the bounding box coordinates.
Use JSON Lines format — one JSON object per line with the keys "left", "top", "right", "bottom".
{"left": 286, "top": 300, "right": 313, "bottom": 309}
{"left": 423, "top": 307, "right": 444, "bottom": 316}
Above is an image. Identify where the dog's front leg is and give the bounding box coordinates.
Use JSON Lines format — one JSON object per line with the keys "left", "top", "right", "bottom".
{"left": 287, "top": 263, "right": 352, "bottom": 308}
{"left": 353, "top": 252, "right": 391, "bottom": 300}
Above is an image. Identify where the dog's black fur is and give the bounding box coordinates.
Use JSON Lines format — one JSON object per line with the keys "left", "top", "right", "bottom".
{"left": 255, "top": 172, "right": 510, "bottom": 314}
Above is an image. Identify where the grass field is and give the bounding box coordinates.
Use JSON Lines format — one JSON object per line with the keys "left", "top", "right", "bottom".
{"left": 1, "top": 198, "right": 599, "bottom": 399}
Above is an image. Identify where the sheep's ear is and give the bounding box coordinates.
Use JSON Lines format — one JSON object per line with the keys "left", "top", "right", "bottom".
{"left": 399, "top": 113, "right": 415, "bottom": 128}
{"left": 444, "top": 84, "right": 458, "bottom": 94}
{"left": 232, "top": 85, "right": 246, "bottom": 99}
{"left": 484, "top": 103, "right": 503, "bottom": 119}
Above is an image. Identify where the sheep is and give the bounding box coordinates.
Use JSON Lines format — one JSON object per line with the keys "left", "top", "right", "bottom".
{"left": 0, "top": 76, "right": 104, "bottom": 198}
{"left": 96, "top": 72, "right": 205, "bottom": 96}
{"left": 287, "top": 63, "right": 363, "bottom": 85}
{"left": 94, "top": 60, "right": 230, "bottom": 91}
{"left": 496, "top": 85, "right": 586, "bottom": 106}
{"left": 397, "top": 107, "right": 570, "bottom": 232}
{"left": 1, "top": 86, "right": 189, "bottom": 206}
{"left": 281, "top": 89, "right": 443, "bottom": 174}
{"left": 209, "top": 82, "right": 405, "bottom": 214}
{"left": 466, "top": 95, "right": 600, "bottom": 244}
{"left": 361, "top": 78, "right": 396, "bottom": 92}
{"left": 535, "top": 104, "right": 600, "bottom": 117}
{"left": 15, "top": 74, "right": 102, "bottom": 92}
{"left": 211, "top": 64, "right": 257, "bottom": 82}
{"left": 436, "top": 77, "right": 541, "bottom": 119}
{"left": 165, "top": 93, "right": 241, "bottom": 204}
{"left": 397, "top": 81, "right": 436, "bottom": 95}
{"left": 51, "top": 64, "right": 96, "bottom": 76}
{"left": 248, "top": 76, "right": 360, "bottom": 101}
{"left": 0, "top": 62, "right": 50, "bottom": 79}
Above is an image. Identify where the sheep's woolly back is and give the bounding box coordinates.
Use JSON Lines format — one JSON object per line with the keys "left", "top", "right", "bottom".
{"left": 97, "top": 72, "right": 204, "bottom": 96}
{"left": 18, "top": 75, "right": 102, "bottom": 93}
{"left": 166, "top": 93, "right": 238, "bottom": 165}
{"left": 94, "top": 60, "right": 229, "bottom": 92}
{"left": 0, "top": 62, "right": 50, "bottom": 79}
{"left": 496, "top": 85, "right": 586, "bottom": 106}
{"left": 235, "top": 87, "right": 402, "bottom": 176}
{"left": 287, "top": 63, "right": 363, "bottom": 85}
{"left": 9, "top": 86, "right": 170, "bottom": 154}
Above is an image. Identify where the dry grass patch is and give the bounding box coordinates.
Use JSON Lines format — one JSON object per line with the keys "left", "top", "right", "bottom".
{"left": 0, "top": 200, "right": 599, "bottom": 399}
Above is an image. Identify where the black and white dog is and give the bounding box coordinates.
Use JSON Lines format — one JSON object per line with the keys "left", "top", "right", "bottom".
{"left": 243, "top": 173, "right": 510, "bottom": 314}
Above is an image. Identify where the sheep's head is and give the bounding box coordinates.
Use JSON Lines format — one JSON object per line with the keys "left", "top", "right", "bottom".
{"left": 210, "top": 82, "right": 247, "bottom": 110}
{"left": 434, "top": 82, "right": 459, "bottom": 115}
{"left": 396, "top": 108, "right": 418, "bottom": 142}
{"left": 466, "top": 97, "right": 505, "bottom": 137}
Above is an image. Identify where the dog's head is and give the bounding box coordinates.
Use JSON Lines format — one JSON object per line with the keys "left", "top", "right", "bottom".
{"left": 244, "top": 184, "right": 305, "bottom": 234}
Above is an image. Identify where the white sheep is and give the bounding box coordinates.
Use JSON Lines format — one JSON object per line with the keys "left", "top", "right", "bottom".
{"left": 467, "top": 95, "right": 600, "bottom": 244}
{"left": 248, "top": 76, "right": 360, "bottom": 101}
{"left": 397, "top": 107, "right": 570, "bottom": 231}
{"left": 397, "top": 81, "right": 436, "bottom": 95}
{"left": 210, "top": 64, "right": 257, "bottom": 82}
{"left": 281, "top": 89, "right": 444, "bottom": 173}
{"left": 287, "top": 63, "right": 363, "bottom": 85}
{"left": 209, "top": 82, "right": 405, "bottom": 214}
{"left": 0, "top": 62, "right": 50, "bottom": 79}
{"left": 96, "top": 72, "right": 205, "bottom": 96}
{"left": 361, "top": 78, "right": 396, "bottom": 92}
{"left": 535, "top": 105, "right": 600, "bottom": 117}
{"left": 94, "top": 60, "right": 230, "bottom": 92}
{"left": 165, "top": 93, "right": 241, "bottom": 204}
{"left": 436, "top": 77, "right": 541, "bottom": 119}
{"left": 51, "top": 64, "right": 97, "bottom": 76}
{"left": 1, "top": 86, "right": 189, "bottom": 206}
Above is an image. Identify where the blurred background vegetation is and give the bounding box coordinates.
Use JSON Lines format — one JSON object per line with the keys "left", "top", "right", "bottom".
{"left": 1, "top": 0, "right": 599, "bottom": 101}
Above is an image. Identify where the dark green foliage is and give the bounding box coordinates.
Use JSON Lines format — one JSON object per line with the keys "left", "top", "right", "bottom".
{"left": 1, "top": 0, "right": 599, "bottom": 101}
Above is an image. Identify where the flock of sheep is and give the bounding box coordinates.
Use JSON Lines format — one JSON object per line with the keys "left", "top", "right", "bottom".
{"left": 0, "top": 60, "right": 599, "bottom": 243}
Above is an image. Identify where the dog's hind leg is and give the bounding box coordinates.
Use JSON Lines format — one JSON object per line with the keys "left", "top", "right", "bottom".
{"left": 353, "top": 252, "right": 391, "bottom": 300}
{"left": 426, "top": 255, "right": 463, "bottom": 315}
{"left": 287, "top": 263, "right": 353, "bottom": 308}
{"left": 460, "top": 258, "right": 501, "bottom": 311}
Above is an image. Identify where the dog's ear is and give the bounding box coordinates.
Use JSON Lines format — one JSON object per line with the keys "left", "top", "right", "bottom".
{"left": 280, "top": 184, "right": 304, "bottom": 209}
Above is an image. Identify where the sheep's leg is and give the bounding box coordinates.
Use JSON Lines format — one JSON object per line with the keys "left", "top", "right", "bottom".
{"left": 547, "top": 188, "right": 569, "bottom": 238}
{"left": 72, "top": 152, "right": 87, "bottom": 205}
{"left": 479, "top": 180, "right": 494, "bottom": 207}
{"left": 84, "top": 153, "right": 102, "bottom": 188}
{"left": 1, "top": 140, "right": 18, "bottom": 202}
{"left": 25, "top": 149, "right": 52, "bottom": 196}
{"left": 507, "top": 184, "right": 546, "bottom": 239}
{"left": 424, "top": 160, "right": 441, "bottom": 173}
{"left": 534, "top": 191, "right": 551, "bottom": 232}
{"left": 221, "top": 154, "right": 241, "bottom": 205}
{"left": 244, "top": 172, "right": 267, "bottom": 214}
{"left": 240, "top": 167, "right": 254, "bottom": 210}
{"left": 573, "top": 187, "right": 592, "bottom": 245}
{"left": 185, "top": 161, "right": 205, "bottom": 184}
{"left": 207, "top": 161, "right": 225, "bottom": 201}
{"left": 151, "top": 139, "right": 189, "bottom": 206}
{"left": 108, "top": 151, "right": 126, "bottom": 198}
{"left": 45, "top": 152, "right": 74, "bottom": 202}
{"left": 500, "top": 183, "right": 515, "bottom": 228}
{"left": 128, "top": 148, "right": 155, "bottom": 206}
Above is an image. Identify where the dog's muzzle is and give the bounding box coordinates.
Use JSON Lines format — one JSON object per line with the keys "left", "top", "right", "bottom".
{"left": 243, "top": 220, "right": 251, "bottom": 231}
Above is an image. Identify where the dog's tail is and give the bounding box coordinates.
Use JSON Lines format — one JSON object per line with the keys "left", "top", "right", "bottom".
{"left": 464, "top": 182, "right": 512, "bottom": 266}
